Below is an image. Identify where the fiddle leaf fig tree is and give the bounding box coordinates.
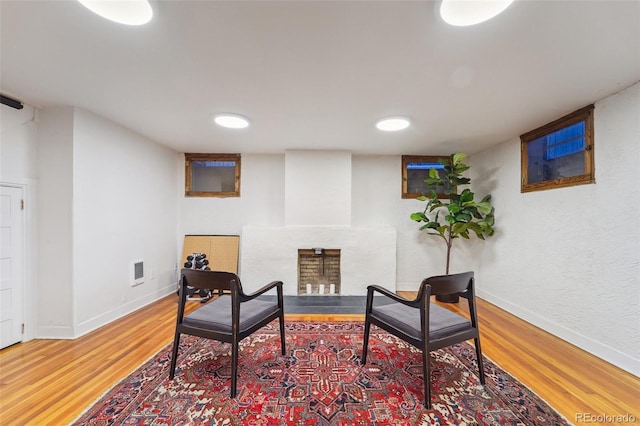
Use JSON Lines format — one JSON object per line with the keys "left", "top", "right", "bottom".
{"left": 410, "top": 153, "right": 495, "bottom": 275}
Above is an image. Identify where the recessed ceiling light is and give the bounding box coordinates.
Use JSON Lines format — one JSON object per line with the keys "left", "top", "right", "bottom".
{"left": 213, "top": 114, "right": 250, "bottom": 129}
{"left": 78, "top": 0, "right": 153, "bottom": 26}
{"left": 376, "top": 117, "right": 411, "bottom": 131}
{"left": 440, "top": 0, "right": 514, "bottom": 26}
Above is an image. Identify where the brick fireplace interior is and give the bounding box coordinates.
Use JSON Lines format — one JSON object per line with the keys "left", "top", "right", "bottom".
{"left": 297, "top": 249, "right": 341, "bottom": 295}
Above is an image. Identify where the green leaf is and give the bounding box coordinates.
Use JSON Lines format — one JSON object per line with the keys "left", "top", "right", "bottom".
{"left": 455, "top": 212, "right": 472, "bottom": 222}
{"left": 476, "top": 201, "right": 493, "bottom": 215}
{"left": 470, "top": 207, "right": 483, "bottom": 219}
{"left": 419, "top": 222, "right": 440, "bottom": 231}
{"left": 436, "top": 226, "right": 448, "bottom": 236}
{"left": 452, "top": 222, "right": 467, "bottom": 233}
{"left": 410, "top": 212, "right": 427, "bottom": 222}
{"left": 425, "top": 177, "right": 442, "bottom": 187}
{"left": 447, "top": 204, "right": 461, "bottom": 214}
{"left": 416, "top": 195, "right": 427, "bottom": 201}
{"left": 452, "top": 152, "right": 467, "bottom": 165}
{"left": 451, "top": 177, "right": 470, "bottom": 186}
{"left": 428, "top": 202, "right": 443, "bottom": 212}
{"left": 460, "top": 189, "right": 474, "bottom": 203}
{"left": 452, "top": 164, "right": 470, "bottom": 176}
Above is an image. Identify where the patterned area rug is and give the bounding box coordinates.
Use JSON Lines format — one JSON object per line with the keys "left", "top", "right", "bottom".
{"left": 73, "top": 322, "right": 570, "bottom": 425}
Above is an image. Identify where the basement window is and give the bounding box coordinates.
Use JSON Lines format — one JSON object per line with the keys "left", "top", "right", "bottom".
{"left": 521, "top": 105, "right": 595, "bottom": 193}
{"left": 401, "top": 155, "right": 451, "bottom": 199}
{"left": 185, "top": 153, "right": 241, "bottom": 197}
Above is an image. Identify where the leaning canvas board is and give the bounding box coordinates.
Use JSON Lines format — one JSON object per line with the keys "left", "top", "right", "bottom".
{"left": 181, "top": 235, "right": 239, "bottom": 274}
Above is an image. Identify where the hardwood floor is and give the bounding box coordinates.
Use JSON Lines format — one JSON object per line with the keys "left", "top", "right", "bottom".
{"left": 0, "top": 294, "right": 638, "bottom": 425}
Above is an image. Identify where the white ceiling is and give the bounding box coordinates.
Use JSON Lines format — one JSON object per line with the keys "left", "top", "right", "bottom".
{"left": 1, "top": 0, "right": 639, "bottom": 155}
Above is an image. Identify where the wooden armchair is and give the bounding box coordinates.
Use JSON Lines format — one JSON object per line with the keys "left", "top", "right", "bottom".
{"left": 169, "top": 269, "right": 286, "bottom": 398}
{"left": 362, "top": 271, "right": 484, "bottom": 408}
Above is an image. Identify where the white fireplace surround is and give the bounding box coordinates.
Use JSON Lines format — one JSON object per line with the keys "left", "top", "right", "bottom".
{"left": 240, "top": 226, "right": 396, "bottom": 295}
{"left": 238, "top": 150, "right": 396, "bottom": 295}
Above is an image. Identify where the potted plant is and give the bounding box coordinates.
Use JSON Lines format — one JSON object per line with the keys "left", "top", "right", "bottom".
{"left": 410, "top": 153, "right": 495, "bottom": 302}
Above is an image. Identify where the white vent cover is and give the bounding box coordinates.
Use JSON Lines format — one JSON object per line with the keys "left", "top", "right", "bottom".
{"left": 131, "top": 259, "right": 144, "bottom": 286}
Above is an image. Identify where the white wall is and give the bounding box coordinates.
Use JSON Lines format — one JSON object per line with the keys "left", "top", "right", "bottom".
{"left": 37, "top": 107, "right": 75, "bottom": 338}
{"left": 351, "top": 155, "right": 454, "bottom": 289}
{"left": 72, "top": 108, "right": 180, "bottom": 336}
{"left": 179, "top": 154, "right": 285, "bottom": 238}
{"left": 0, "top": 103, "right": 40, "bottom": 340}
{"left": 0, "top": 104, "right": 38, "bottom": 182}
{"left": 2, "top": 105, "right": 181, "bottom": 339}
{"left": 285, "top": 150, "right": 352, "bottom": 226}
{"left": 468, "top": 82, "right": 640, "bottom": 376}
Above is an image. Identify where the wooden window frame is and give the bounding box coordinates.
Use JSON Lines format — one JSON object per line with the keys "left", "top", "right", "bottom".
{"left": 185, "top": 153, "right": 241, "bottom": 197}
{"left": 520, "top": 105, "right": 595, "bottom": 193}
{"left": 401, "top": 155, "right": 452, "bottom": 199}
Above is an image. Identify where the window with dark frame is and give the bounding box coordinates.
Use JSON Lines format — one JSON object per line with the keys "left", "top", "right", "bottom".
{"left": 521, "top": 105, "right": 595, "bottom": 193}
{"left": 185, "top": 153, "right": 241, "bottom": 197}
{"left": 401, "top": 155, "right": 451, "bottom": 199}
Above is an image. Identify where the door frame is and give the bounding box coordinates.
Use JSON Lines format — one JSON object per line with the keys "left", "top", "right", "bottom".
{"left": 1, "top": 182, "right": 31, "bottom": 343}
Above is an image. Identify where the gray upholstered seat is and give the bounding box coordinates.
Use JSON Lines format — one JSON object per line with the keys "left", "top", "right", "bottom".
{"left": 371, "top": 302, "right": 471, "bottom": 342}
{"left": 183, "top": 296, "right": 280, "bottom": 333}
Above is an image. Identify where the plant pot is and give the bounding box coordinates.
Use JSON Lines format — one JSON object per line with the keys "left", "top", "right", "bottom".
{"left": 436, "top": 294, "right": 459, "bottom": 303}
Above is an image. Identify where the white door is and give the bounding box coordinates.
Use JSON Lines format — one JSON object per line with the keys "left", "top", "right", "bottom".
{"left": 0, "top": 185, "right": 24, "bottom": 349}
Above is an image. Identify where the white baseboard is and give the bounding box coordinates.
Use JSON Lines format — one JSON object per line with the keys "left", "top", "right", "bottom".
{"left": 36, "top": 324, "right": 75, "bottom": 339}
{"left": 477, "top": 289, "right": 640, "bottom": 378}
{"left": 66, "top": 283, "right": 177, "bottom": 340}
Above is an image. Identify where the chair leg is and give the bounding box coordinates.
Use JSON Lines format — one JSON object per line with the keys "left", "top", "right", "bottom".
{"left": 422, "top": 349, "right": 432, "bottom": 409}
{"left": 474, "top": 337, "right": 485, "bottom": 384}
{"left": 169, "top": 333, "right": 181, "bottom": 379}
{"left": 362, "top": 318, "right": 371, "bottom": 364}
{"left": 279, "top": 312, "right": 286, "bottom": 355}
{"left": 230, "top": 340, "right": 239, "bottom": 398}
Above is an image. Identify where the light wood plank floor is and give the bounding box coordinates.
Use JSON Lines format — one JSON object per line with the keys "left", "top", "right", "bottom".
{"left": 0, "top": 294, "right": 638, "bottom": 425}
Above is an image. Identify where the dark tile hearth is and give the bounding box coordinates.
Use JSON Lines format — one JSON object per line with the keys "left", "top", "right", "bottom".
{"left": 257, "top": 295, "right": 393, "bottom": 315}
{"left": 284, "top": 295, "right": 365, "bottom": 314}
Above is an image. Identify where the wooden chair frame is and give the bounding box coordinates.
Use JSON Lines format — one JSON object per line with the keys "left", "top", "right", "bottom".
{"left": 169, "top": 269, "right": 286, "bottom": 397}
{"left": 362, "top": 271, "right": 485, "bottom": 408}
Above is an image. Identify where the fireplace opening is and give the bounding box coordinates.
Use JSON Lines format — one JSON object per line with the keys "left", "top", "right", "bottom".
{"left": 297, "top": 249, "right": 340, "bottom": 295}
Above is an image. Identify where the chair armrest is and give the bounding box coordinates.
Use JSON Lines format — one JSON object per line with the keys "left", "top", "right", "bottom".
{"left": 367, "top": 285, "right": 419, "bottom": 307}
{"left": 241, "top": 280, "right": 283, "bottom": 300}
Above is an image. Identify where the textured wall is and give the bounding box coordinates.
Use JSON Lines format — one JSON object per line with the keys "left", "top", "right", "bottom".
{"left": 468, "top": 82, "right": 640, "bottom": 376}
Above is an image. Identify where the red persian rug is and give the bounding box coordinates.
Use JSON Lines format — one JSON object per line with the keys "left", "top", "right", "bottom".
{"left": 73, "top": 322, "right": 570, "bottom": 425}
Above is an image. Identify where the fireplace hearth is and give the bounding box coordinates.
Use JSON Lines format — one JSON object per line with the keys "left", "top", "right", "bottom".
{"left": 298, "top": 249, "right": 340, "bottom": 295}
